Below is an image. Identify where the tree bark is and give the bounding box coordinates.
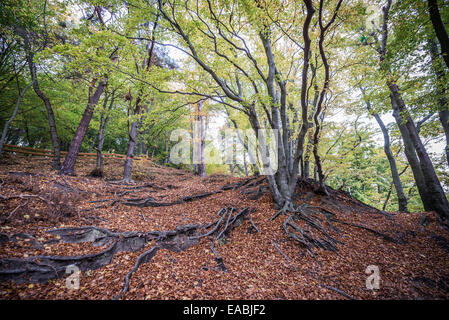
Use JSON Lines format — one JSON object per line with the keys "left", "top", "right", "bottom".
{"left": 427, "top": 0, "right": 449, "bottom": 69}
{"left": 390, "top": 85, "right": 449, "bottom": 221}
{"left": 379, "top": 0, "right": 448, "bottom": 220}
{"left": 428, "top": 39, "right": 449, "bottom": 167}
{"left": 93, "top": 90, "right": 115, "bottom": 176}
{"left": 391, "top": 95, "right": 433, "bottom": 212}
{"left": 59, "top": 78, "right": 107, "bottom": 175}
{"left": 18, "top": 28, "right": 61, "bottom": 170}
{"left": 362, "top": 89, "right": 408, "bottom": 212}
{"left": 303, "top": 72, "right": 319, "bottom": 180}
{"left": 193, "top": 101, "right": 206, "bottom": 177}
{"left": 439, "top": 109, "right": 449, "bottom": 167}
{"left": 123, "top": 98, "right": 142, "bottom": 182}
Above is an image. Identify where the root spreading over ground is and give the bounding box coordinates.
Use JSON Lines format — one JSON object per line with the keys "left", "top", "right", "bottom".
{"left": 1, "top": 154, "right": 449, "bottom": 299}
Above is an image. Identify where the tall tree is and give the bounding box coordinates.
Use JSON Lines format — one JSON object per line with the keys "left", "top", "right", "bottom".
{"left": 154, "top": 0, "right": 345, "bottom": 211}
{"left": 379, "top": 0, "right": 449, "bottom": 222}
{"left": 14, "top": 16, "right": 61, "bottom": 170}
{"left": 312, "top": 0, "right": 343, "bottom": 195}
{"left": 59, "top": 6, "right": 116, "bottom": 175}
{"left": 427, "top": 0, "right": 449, "bottom": 69}
{"left": 361, "top": 87, "right": 408, "bottom": 212}
{"left": 91, "top": 88, "right": 116, "bottom": 177}
{"left": 60, "top": 76, "right": 108, "bottom": 175}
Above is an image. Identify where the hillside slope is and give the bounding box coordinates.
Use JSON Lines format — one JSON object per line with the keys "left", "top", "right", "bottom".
{"left": 0, "top": 154, "right": 449, "bottom": 300}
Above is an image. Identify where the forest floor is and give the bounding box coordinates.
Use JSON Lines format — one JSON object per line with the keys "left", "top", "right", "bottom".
{"left": 0, "top": 153, "right": 449, "bottom": 300}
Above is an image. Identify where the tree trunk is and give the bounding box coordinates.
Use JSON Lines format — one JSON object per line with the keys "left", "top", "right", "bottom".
{"left": 379, "top": 0, "right": 447, "bottom": 219}
{"left": 0, "top": 83, "right": 32, "bottom": 158}
{"left": 302, "top": 128, "right": 313, "bottom": 180}
{"left": 429, "top": 39, "right": 449, "bottom": 167}
{"left": 19, "top": 28, "right": 61, "bottom": 170}
{"left": 439, "top": 109, "right": 449, "bottom": 167}
{"left": 391, "top": 96, "right": 433, "bottom": 211}
{"left": 390, "top": 85, "right": 449, "bottom": 221}
{"left": 374, "top": 112, "right": 408, "bottom": 212}
{"left": 59, "top": 78, "right": 107, "bottom": 175}
{"left": 303, "top": 78, "right": 319, "bottom": 180}
{"left": 123, "top": 99, "right": 142, "bottom": 182}
{"left": 193, "top": 101, "right": 206, "bottom": 177}
{"left": 362, "top": 89, "right": 408, "bottom": 212}
{"left": 311, "top": 0, "right": 343, "bottom": 196}
{"left": 243, "top": 149, "right": 248, "bottom": 177}
{"left": 93, "top": 90, "right": 115, "bottom": 176}
{"left": 427, "top": 0, "right": 449, "bottom": 69}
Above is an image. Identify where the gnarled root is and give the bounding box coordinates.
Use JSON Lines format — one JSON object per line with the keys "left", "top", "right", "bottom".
{"left": 0, "top": 206, "right": 256, "bottom": 299}
{"left": 271, "top": 202, "right": 341, "bottom": 256}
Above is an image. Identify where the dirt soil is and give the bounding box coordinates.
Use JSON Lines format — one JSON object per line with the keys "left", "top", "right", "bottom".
{"left": 1, "top": 153, "right": 449, "bottom": 300}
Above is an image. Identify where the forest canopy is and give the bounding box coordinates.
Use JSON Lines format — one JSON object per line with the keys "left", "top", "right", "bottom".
{"left": 0, "top": 0, "right": 448, "bottom": 218}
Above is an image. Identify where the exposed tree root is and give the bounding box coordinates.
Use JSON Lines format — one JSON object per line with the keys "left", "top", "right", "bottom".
{"left": 319, "top": 284, "right": 356, "bottom": 300}
{"left": 210, "top": 240, "right": 228, "bottom": 272}
{"left": 270, "top": 201, "right": 299, "bottom": 221}
{"left": 113, "top": 246, "right": 159, "bottom": 300}
{"left": 272, "top": 240, "right": 292, "bottom": 261}
{"left": 88, "top": 168, "right": 103, "bottom": 178}
{"left": 419, "top": 214, "right": 429, "bottom": 227}
{"left": 0, "top": 232, "right": 43, "bottom": 249}
{"left": 122, "top": 183, "right": 168, "bottom": 191}
{"left": 0, "top": 193, "right": 51, "bottom": 206}
{"left": 119, "top": 191, "right": 223, "bottom": 208}
{"left": 330, "top": 218, "right": 399, "bottom": 243}
{"left": 297, "top": 179, "right": 393, "bottom": 218}
{"left": 271, "top": 199, "right": 399, "bottom": 257}
{"left": 271, "top": 202, "right": 341, "bottom": 256}
{"left": 0, "top": 206, "right": 255, "bottom": 299}
{"left": 248, "top": 217, "right": 259, "bottom": 233}
{"left": 242, "top": 185, "right": 270, "bottom": 200}
{"left": 85, "top": 178, "right": 258, "bottom": 211}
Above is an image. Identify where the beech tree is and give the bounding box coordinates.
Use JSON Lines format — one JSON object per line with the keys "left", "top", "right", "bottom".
{"left": 154, "top": 0, "right": 346, "bottom": 212}
{"left": 377, "top": 0, "right": 449, "bottom": 222}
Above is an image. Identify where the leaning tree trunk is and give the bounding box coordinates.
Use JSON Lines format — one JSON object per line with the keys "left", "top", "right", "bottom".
{"left": 427, "top": 0, "right": 449, "bottom": 70}
{"left": 391, "top": 96, "right": 433, "bottom": 212}
{"left": 59, "top": 78, "right": 107, "bottom": 175}
{"left": 123, "top": 99, "right": 142, "bottom": 182}
{"left": 379, "top": 0, "right": 441, "bottom": 216}
{"left": 363, "top": 92, "right": 408, "bottom": 212}
{"left": 19, "top": 29, "right": 61, "bottom": 170}
{"left": 383, "top": 0, "right": 449, "bottom": 220}
{"left": 373, "top": 113, "right": 408, "bottom": 212}
{"left": 0, "top": 83, "right": 32, "bottom": 158}
{"left": 390, "top": 84, "right": 449, "bottom": 222}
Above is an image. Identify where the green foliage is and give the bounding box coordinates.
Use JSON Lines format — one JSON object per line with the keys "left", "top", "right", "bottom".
{"left": 0, "top": 0, "right": 448, "bottom": 213}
